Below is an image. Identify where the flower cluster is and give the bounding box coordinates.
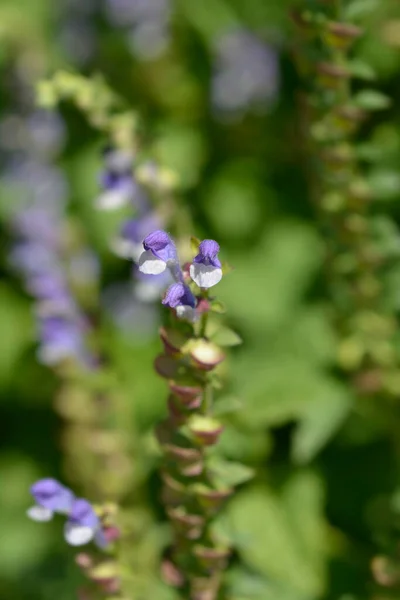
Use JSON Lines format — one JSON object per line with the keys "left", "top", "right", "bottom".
{"left": 27, "top": 478, "right": 107, "bottom": 548}
{"left": 1, "top": 78, "right": 94, "bottom": 368}
{"left": 212, "top": 28, "right": 279, "bottom": 118}
{"left": 144, "top": 234, "right": 244, "bottom": 599}
{"left": 97, "top": 149, "right": 174, "bottom": 336}
{"left": 138, "top": 230, "right": 223, "bottom": 321}
{"left": 96, "top": 147, "right": 141, "bottom": 211}
{"left": 10, "top": 203, "right": 93, "bottom": 367}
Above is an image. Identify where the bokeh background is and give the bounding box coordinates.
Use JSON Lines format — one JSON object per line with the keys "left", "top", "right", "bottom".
{"left": 2, "top": 0, "right": 400, "bottom": 599}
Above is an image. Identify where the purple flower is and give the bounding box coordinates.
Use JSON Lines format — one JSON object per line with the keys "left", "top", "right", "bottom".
{"left": 212, "top": 29, "right": 279, "bottom": 117}
{"left": 38, "top": 316, "right": 87, "bottom": 365}
{"left": 96, "top": 148, "right": 138, "bottom": 211}
{"left": 138, "top": 230, "right": 178, "bottom": 275}
{"left": 27, "top": 478, "right": 75, "bottom": 521}
{"left": 26, "top": 271, "right": 69, "bottom": 302}
{"left": 96, "top": 148, "right": 150, "bottom": 212}
{"left": 162, "top": 282, "right": 197, "bottom": 322}
{"left": 64, "top": 498, "right": 105, "bottom": 547}
{"left": 96, "top": 172, "right": 136, "bottom": 211}
{"left": 4, "top": 158, "right": 68, "bottom": 207}
{"left": 12, "top": 208, "right": 60, "bottom": 248}
{"left": 105, "top": 0, "right": 171, "bottom": 60}
{"left": 190, "top": 239, "right": 223, "bottom": 288}
{"left": 162, "top": 282, "right": 195, "bottom": 308}
{"left": 113, "top": 214, "right": 160, "bottom": 260}
{"left": 27, "top": 480, "right": 107, "bottom": 548}
{"left": 9, "top": 243, "right": 58, "bottom": 277}
{"left": 102, "top": 281, "right": 160, "bottom": 339}
{"left": 194, "top": 240, "right": 221, "bottom": 268}
{"left": 103, "top": 147, "right": 134, "bottom": 173}
{"left": 27, "top": 110, "right": 66, "bottom": 159}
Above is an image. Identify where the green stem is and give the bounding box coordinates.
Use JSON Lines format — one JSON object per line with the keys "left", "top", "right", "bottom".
{"left": 198, "top": 290, "right": 210, "bottom": 338}
{"left": 202, "top": 382, "right": 213, "bottom": 415}
{"left": 199, "top": 311, "right": 209, "bottom": 339}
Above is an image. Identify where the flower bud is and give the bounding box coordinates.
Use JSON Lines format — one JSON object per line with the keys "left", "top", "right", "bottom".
{"left": 192, "top": 484, "right": 233, "bottom": 513}
{"left": 316, "top": 62, "right": 351, "bottom": 89}
{"left": 159, "top": 327, "right": 189, "bottom": 356}
{"left": 154, "top": 354, "right": 181, "bottom": 379}
{"left": 167, "top": 507, "right": 205, "bottom": 540}
{"left": 169, "top": 382, "right": 203, "bottom": 406}
{"left": 190, "top": 340, "right": 225, "bottom": 371}
{"left": 161, "top": 472, "right": 189, "bottom": 506}
{"left": 161, "top": 557, "right": 185, "bottom": 587}
{"left": 193, "top": 545, "right": 231, "bottom": 571}
{"left": 187, "top": 415, "right": 224, "bottom": 446}
{"left": 324, "top": 21, "right": 363, "bottom": 50}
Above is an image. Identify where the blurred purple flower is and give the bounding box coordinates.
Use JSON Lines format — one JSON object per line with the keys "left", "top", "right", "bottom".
{"left": 26, "top": 271, "right": 70, "bottom": 302}
{"left": 212, "top": 29, "right": 279, "bottom": 118}
{"left": 127, "top": 21, "right": 170, "bottom": 60}
{"left": 28, "top": 479, "right": 107, "bottom": 548}
{"left": 96, "top": 148, "right": 149, "bottom": 211}
{"left": 134, "top": 266, "right": 171, "bottom": 302}
{"left": 65, "top": 498, "right": 106, "bottom": 547}
{"left": 113, "top": 214, "right": 161, "bottom": 259}
{"left": 38, "top": 315, "right": 90, "bottom": 366}
{"left": 105, "top": 0, "right": 170, "bottom": 27}
{"left": 104, "top": 0, "right": 171, "bottom": 60}
{"left": 26, "top": 110, "right": 66, "bottom": 159}
{"left": 27, "top": 478, "right": 75, "bottom": 521}
{"left": 102, "top": 281, "right": 161, "bottom": 341}
{"left": 3, "top": 157, "right": 68, "bottom": 207}
{"left": 12, "top": 208, "right": 61, "bottom": 247}
{"left": 9, "top": 243, "right": 58, "bottom": 276}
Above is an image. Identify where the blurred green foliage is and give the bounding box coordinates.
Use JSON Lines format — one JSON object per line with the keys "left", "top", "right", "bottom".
{"left": 2, "top": 0, "right": 400, "bottom": 599}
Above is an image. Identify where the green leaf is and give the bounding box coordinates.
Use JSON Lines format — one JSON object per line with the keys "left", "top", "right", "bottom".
{"left": 226, "top": 567, "right": 299, "bottom": 600}
{"left": 208, "top": 458, "right": 254, "bottom": 487}
{"left": 211, "top": 327, "right": 243, "bottom": 347}
{"left": 210, "top": 300, "right": 226, "bottom": 314}
{"left": 213, "top": 396, "right": 243, "bottom": 416}
{"left": 348, "top": 59, "right": 376, "bottom": 81}
{"left": 218, "top": 425, "right": 272, "bottom": 463}
{"left": 0, "top": 285, "right": 33, "bottom": 386}
{"left": 224, "top": 475, "right": 327, "bottom": 597}
{"left": 190, "top": 236, "right": 201, "bottom": 255}
{"left": 353, "top": 90, "right": 391, "bottom": 111}
{"left": 217, "top": 222, "right": 323, "bottom": 331}
{"left": 344, "top": 0, "right": 380, "bottom": 20}
{"left": 368, "top": 169, "right": 400, "bottom": 201}
{"left": 292, "top": 382, "right": 352, "bottom": 464}
{"left": 221, "top": 260, "right": 234, "bottom": 275}
{"left": 36, "top": 80, "right": 57, "bottom": 107}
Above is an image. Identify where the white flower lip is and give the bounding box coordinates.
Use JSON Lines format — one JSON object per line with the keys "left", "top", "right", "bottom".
{"left": 37, "top": 344, "right": 72, "bottom": 366}
{"left": 189, "top": 263, "right": 222, "bottom": 288}
{"left": 64, "top": 522, "right": 96, "bottom": 546}
{"left": 176, "top": 305, "right": 198, "bottom": 322}
{"left": 95, "top": 188, "right": 130, "bottom": 211}
{"left": 27, "top": 505, "right": 54, "bottom": 522}
{"left": 111, "top": 237, "right": 143, "bottom": 261}
{"left": 135, "top": 280, "right": 164, "bottom": 302}
{"left": 138, "top": 250, "right": 167, "bottom": 275}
